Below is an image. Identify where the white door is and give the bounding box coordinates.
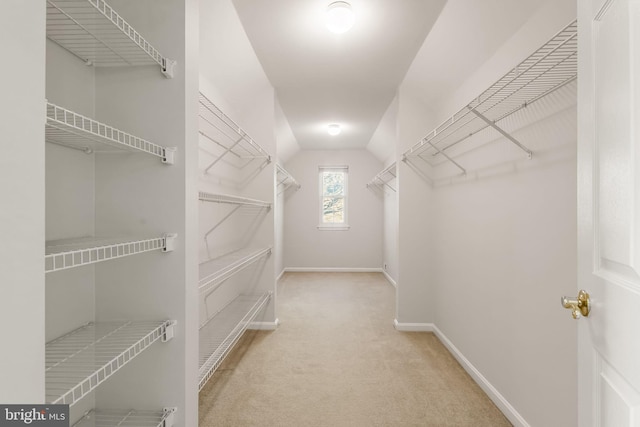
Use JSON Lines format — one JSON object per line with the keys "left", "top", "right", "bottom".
{"left": 577, "top": 0, "right": 640, "bottom": 425}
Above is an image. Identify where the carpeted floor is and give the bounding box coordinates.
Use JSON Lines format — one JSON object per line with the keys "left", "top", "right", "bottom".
{"left": 199, "top": 272, "right": 512, "bottom": 426}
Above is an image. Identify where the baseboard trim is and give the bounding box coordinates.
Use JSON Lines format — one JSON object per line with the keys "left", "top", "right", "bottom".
{"left": 432, "top": 325, "right": 529, "bottom": 427}
{"left": 393, "top": 319, "right": 434, "bottom": 332}
{"left": 382, "top": 271, "right": 397, "bottom": 288}
{"left": 248, "top": 318, "right": 280, "bottom": 331}
{"left": 276, "top": 269, "right": 285, "bottom": 282}
{"left": 284, "top": 267, "right": 383, "bottom": 273}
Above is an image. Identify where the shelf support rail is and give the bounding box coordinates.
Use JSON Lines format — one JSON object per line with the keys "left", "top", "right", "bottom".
{"left": 425, "top": 139, "right": 467, "bottom": 175}
{"left": 467, "top": 107, "right": 532, "bottom": 159}
{"left": 204, "top": 135, "right": 244, "bottom": 173}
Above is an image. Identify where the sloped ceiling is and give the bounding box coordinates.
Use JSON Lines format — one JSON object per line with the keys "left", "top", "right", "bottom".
{"left": 232, "top": 0, "right": 446, "bottom": 152}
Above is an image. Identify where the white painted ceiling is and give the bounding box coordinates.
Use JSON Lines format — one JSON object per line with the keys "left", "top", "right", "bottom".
{"left": 230, "top": 0, "right": 564, "bottom": 158}
{"left": 232, "top": 0, "right": 446, "bottom": 151}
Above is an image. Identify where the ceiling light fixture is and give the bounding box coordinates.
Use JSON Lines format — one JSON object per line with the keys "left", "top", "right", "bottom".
{"left": 327, "top": 123, "right": 341, "bottom": 136}
{"left": 325, "top": 1, "right": 355, "bottom": 34}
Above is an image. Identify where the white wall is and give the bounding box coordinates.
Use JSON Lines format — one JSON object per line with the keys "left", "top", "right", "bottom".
{"left": 198, "top": 0, "right": 278, "bottom": 326}
{"left": 275, "top": 96, "right": 300, "bottom": 278}
{"left": 0, "top": 0, "right": 46, "bottom": 403}
{"left": 395, "top": 91, "right": 437, "bottom": 325}
{"left": 396, "top": 1, "right": 578, "bottom": 425}
{"left": 368, "top": 96, "right": 399, "bottom": 283}
{"left": 283, "top": 150, "right": 383, "bottom": 270}
{"left": 44, "top": 40, "right": 97, "bottom": 347}
{"left": 90, "top": 1, "right": 199, "bottom": 424}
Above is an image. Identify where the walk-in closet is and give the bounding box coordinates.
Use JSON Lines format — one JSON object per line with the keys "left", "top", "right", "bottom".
{"left": 3, "top": 0, "right": 637, "bottom": 426}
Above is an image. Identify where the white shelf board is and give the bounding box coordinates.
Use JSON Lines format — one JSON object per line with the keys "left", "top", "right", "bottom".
{"left": 46, "top": 0, "right": 174, "bottom": 76}
{"left": 403, "top": 20, "right": 577, "bottom": 172}
{"left": 46, "top": 321, "right": 175, "bottom": 406}
{"left": 199, "top": 247, "right": 272, "bottom": 296}
{"left": 46, "top": 102, "right": 174, "bottom": 163}
{"left": 198, "top": 293, "right": 270, "bottom": 390}
{"left": 73, "top": 408, "right": 176, "bottom": 427}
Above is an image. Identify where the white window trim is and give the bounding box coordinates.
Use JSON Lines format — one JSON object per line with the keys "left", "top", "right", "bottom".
{"left": 318, "top": 165, "right": 350, "bottom": 231}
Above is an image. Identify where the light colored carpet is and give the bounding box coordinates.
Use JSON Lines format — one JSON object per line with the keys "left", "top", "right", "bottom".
{"left": 199, "top": 272, "right": 512, "bottom": 426}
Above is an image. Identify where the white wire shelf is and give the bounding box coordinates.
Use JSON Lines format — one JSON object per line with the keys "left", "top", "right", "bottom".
{"left": 199, "top": 292, "right": 271, "bottom": 391}
{"left": 402, "top": 20, "right": 577, "bottom": 176}
{"left": 367, "top": 162, "right": 397, "bottom": 192}
{"left": 276, "top": 164, "right": 301, "bottom": 194}
{"left": 46, "top": 320, "right": 176, "bottom": 406}
{"left": 46, "top": 102, "right": 176, "bottom": 164}
{"left": 45, "top": 234, "right": 176, "bottom": 273}
{"left": 198, "top": 92, "right": 271, "bottom": 173}
{"left": 73, "top": 408, "right": 176, "bottom": 427}
{"left": 46, "top": 0, "right": 175, "bottom": 77}
{"left": 198, "top": 191, "right": 271, "bottom": 208}
{"left": 199, "top": 247, "right": 272, "bottom": 297}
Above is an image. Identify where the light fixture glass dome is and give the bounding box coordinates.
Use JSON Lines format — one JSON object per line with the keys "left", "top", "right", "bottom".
{"left": 327, "top": 123, "right": 341, "bottom": 136}
{"left": 325, "top": 1, "right": 355, "bottom": 34}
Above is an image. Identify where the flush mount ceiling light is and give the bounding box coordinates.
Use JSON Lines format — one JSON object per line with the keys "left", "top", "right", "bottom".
{"left": 327, "top": 123, "right": 341, "bottom": 136}
{"left": 325, "top": 1, "right": 355, "bottom": 34}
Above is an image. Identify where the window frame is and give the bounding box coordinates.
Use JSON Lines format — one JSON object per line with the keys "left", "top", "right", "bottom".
{"left": 318, "top": 165, "right": 350, "bottom": 231}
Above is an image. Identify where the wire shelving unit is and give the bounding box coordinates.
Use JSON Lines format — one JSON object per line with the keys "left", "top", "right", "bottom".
{"left": 46, "top": 102, "right": 176, "bottom": 164}
{"left": 198, "top": 92, "right": 271, "bottom": 179}
{"left": 46, "top": 320, "right": 175, "bottom": 406}
{"left": 199, "top": 247, "right": 272, "bottom": 298}
{"left": 402, "top": 20, "right": 577, "bottom": 178}
{"left": 199, "top": 292, "right": 271, "bottom": 391}
{"left": 45, "top": 235, "right": 175, "bottom": 273}
{"left": 276, "top": 165, "right": 300, "bottom": 194}
{"left": 46, "top": 0, "right": 175, "bottom": 77}
{"left": 73, "top": 408, "right": 176, "bottom": 427}
{"left": 367, "top": 162, "right": 397, "bottom": 192}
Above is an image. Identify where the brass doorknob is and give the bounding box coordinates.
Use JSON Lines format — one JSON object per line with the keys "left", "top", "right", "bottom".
{"left": 561, "top": 290, "right": 590, "bottom": 319}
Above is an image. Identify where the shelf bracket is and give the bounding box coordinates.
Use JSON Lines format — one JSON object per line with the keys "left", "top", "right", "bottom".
{"left": 205, "top": 136, "right": 244, "bottom": 173}
{"left": 163, "top": 407, "right": 177, "bottom": 427}
{"left": 424, "top": 140, "right": 466, "bottom": 175}
{"left": 161, "top": 59, "right": 176, "bottom": 79}
{"left": 162, "top": 321, "right": 177, "bottom": 342}
{"left": 163, "top": 233, "right": 177, "bottom": 252}
{"left": 467, "top": 107, "right": 533, "bottom": 159}
{"left": 204, "top": 205, "right": 243, "bottom": 241}
{"left": 162, "top": 147, "right": 176, "bottom": 165}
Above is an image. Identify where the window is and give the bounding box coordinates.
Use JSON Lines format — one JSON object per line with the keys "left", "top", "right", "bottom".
{"left": 318, "top": 166, "right": 349, "bottom": 230}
